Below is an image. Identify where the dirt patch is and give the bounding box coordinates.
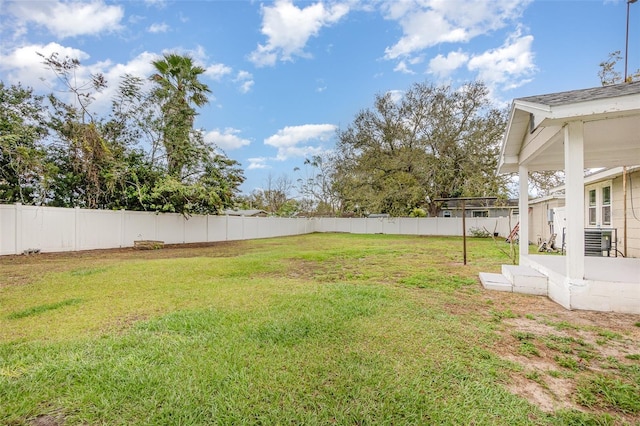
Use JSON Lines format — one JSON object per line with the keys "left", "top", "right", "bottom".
{"left": 483, "top": 290, "right": 640, "bottom": 421}
{"left": 30, "top": 414, "right": 64, "bottom": 426}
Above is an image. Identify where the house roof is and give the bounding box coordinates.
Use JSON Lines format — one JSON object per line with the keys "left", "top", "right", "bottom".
{"left": 223, "top": 209, "right": 267, "bottom": 216}
{"left": 517, "top": 81, "right": 640, "bottom": 107}
{"left": 498, "top": 82, "right": 640, "bottom": 174}
{"left": 441, "top": 198, "right": 518, "bottom": 209}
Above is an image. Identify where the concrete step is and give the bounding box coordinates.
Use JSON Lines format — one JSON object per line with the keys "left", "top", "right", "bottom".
{"left": 479, "top": 272, "right": 513, "bottom": 292}
{"left": 502, "top": 265, "right": 548, "bottom": 295}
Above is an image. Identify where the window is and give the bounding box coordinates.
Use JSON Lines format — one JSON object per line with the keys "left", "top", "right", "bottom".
{"left": 588, "top": 189, "right": 597, "bottom": 226}
{"left": 472, "top": 210, "right": 488, "bottom": 218}
{"left": 602, "top": 186, "right": 611, "bottom": 225}
{"left": 443, "top": 210, "right": 451, "bottom": 218}
{"left": 585, "top": 181, "right": 612, "bottom": 227}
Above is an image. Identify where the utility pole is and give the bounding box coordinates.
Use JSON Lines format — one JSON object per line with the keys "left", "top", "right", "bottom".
{"left": 625, "top": 0, "right": 638, "bottom": 82}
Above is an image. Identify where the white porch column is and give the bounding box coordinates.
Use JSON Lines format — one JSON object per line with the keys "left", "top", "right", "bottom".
{"left": 564, "top": 121, "right": 585, "bottom": 281}
{"left": 518, "top": 165, "right": 529, "bottom": 259}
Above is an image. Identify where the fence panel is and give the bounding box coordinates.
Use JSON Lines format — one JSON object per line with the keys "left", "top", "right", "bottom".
{"left": 156, "top": 213, "right": 185, "bottom": 244}
{"left": 123, "top": 211, "right": 157, "bottom": 246}
{"left": 33, "top": 206, "right": 76, "bottom": 253}
{"left": 0, "top": 205, "right": 17, "bottom": 255}
{"left": 226, "top": 216, "right": 245, "bottom": 241}
{"left": 382, "top": 218, "right": 401, "bottom": 235}
{"left": 77, "top": 208, "right": 122, "bottom": 250}
{"left": 184, "top": 215, "right": 208, "bottom": 243}
{"left": 207, "top": 216, "right": 227, "bottom": 242}
{"left": 397, "top": 218, "right": 419, "bottom": 235}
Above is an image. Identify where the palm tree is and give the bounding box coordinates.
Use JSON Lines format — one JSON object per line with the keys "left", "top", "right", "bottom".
{"left": 151, "top": 53, "right": 211, "bottom": 178}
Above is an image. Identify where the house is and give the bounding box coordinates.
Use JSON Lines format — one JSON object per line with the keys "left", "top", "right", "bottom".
{"left": 528, "top": 192, "right": 565, "bottom": 247}
{"left": 528, "top": 166, "right": 640, "bottom": 257}
{"left": 438, "top": 198, "right": 519, "bottom": 219}
{"left": 480, "top": 82, "right": 640, "bottom": 314}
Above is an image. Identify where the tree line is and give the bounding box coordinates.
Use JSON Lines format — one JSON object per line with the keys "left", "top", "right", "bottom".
{"left": 2, "top": 53, "right": 518, "bottom": 217}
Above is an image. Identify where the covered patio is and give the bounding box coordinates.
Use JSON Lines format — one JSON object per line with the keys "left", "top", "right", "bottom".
{"left": 481, "top": 82, "right": 640, "bottom": 314}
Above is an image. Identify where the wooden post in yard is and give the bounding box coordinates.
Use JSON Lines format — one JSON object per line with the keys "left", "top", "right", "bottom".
{"left": 434, "top": 196, "right": 498, "bottom": 266}
{"left": 462, "top": 198, "right": 467, "bottom": 265}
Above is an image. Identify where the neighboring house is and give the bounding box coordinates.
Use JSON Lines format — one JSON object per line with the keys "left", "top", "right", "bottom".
{"left": 223, "top": 209, "right": 268, "bottom": 217}
{"left": 528, "top": 193, "right": 565, "bottom": 247}
{"left": 529, "top": 166, "right": 640, "bottom": 258}
{"left": 480, "top": 82, "right": 640, "bottom": 314}
{"left": 438, "top": 198, "right": 519, "bottom": 219}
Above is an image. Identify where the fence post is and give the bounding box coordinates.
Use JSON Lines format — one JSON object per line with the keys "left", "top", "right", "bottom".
{"left": 74, "top": 206, "right": 80, "bottom": 252}
{"left": 14, "top": 203, "right": 22, "bottom": 255}
{"left": 182, "top": 213, "right": 186, "bottom": 244}
{"left": 120, "top": 209, "right": 125, "bottom": 248}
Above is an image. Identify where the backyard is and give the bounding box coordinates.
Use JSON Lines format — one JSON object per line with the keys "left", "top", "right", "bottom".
{"left": 0, "top": 233, "right": 639, "bottom": 425}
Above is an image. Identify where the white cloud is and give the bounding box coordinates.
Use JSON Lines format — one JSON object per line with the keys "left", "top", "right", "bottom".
{"left": 467, "top": 29, "right": 535, "bottom": 91}
{"left": 239, "top": 80, "right": 255, "bottom": 94}
{"left": 148, "top": 23, "right": 169, "bottom": 33}
{"left": 382, "top": 0, "right": 531, "bottom": 59}
{"left": 427, "top": 50, "right": 469, "bottom": 79}
{"left": 0, "top": 43, "right": 91, "bottom": 90}
{"left": 204, "top": 128, "right": 251, "bottom": 151}
{"left": 393, "top": 61, "right": 415, "bottom": 74}
{"left": 205, "top": 63, "right": 233, "bottom": 80}
{"left": 234, "top": 70, "right": 254, "bottom": 93}
{"left": 264, "top": 124, "right": 336, "bottom": 160}
{"left": 248, "top": 157, "right": 269, "bottom": 170}
{"left": 8, "top": 0, "right": 124, "bottom": 38}
{"left": 249, "top": 0, "right": 350, "bottom": 67}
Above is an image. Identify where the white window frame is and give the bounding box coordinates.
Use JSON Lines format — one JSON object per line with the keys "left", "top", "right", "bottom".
{"left": 472, "top": 210, "right": 489, "bottom": 218}
{"left": 585, "top": 180, "right": 613, "bottom": 228}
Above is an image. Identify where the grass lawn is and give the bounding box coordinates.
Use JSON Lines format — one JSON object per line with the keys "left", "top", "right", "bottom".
{"left": 1, "top": 233, "right": 639, "bottom": 425}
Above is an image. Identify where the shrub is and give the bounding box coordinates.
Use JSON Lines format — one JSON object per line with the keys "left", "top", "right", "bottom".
{"left": 468, "top": 227, "right": 491, "bottom": 238}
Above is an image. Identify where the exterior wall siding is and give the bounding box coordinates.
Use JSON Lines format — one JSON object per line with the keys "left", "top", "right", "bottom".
{"left": 612, "top": 169, "right": 640, "bottom": 258}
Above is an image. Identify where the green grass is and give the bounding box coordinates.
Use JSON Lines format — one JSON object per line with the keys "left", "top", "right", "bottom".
{"left": 6, "top": 298, "right": 83, "bottom": 320}
{"left": 577, "top": 375, "right": 640, "bottom": 414}
{"left": 0, "top": 234, "right": 637, "bottom": 425}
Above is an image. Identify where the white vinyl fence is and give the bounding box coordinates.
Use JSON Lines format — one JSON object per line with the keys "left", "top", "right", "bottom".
{"left": 0, "top": 203, "right": 516, "bottom": 256}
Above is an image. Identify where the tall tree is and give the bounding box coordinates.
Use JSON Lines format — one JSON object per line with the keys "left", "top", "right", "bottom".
{"left": 295, "top": 154, "right": 340, "bottom": 214}
{"left": 41, "top": 53, "right": 120, "bottom": 209}
{"left": 334, "top": 81, "right": 509, "bottom": 216}
{"left": 150, "top": 53, "right": 211, "bottom": 178}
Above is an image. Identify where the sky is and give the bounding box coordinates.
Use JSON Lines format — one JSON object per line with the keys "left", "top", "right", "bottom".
{"left": 0, "top": 0, "right": 637, "bottom": 195}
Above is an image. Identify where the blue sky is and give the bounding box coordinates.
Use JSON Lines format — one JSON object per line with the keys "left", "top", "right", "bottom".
{"left": 0, "top": 0, "right": 637, "bottom": 195}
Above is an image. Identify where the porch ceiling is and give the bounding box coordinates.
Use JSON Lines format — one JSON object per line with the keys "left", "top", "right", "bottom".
{"left": 498, "top": 82, "right": 640, "bottom": 173}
